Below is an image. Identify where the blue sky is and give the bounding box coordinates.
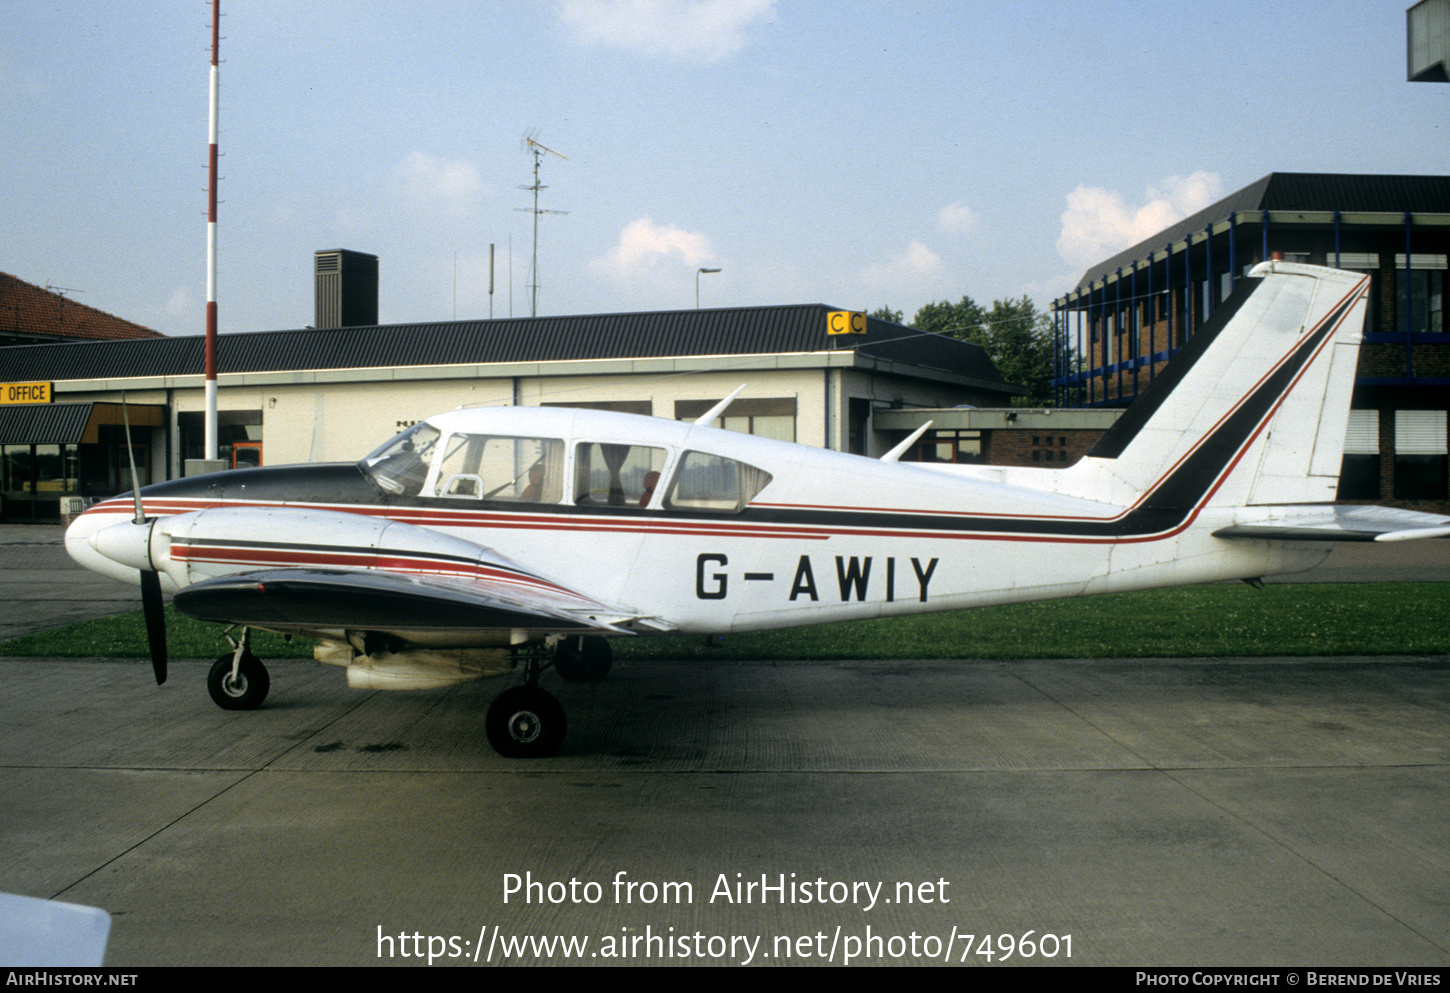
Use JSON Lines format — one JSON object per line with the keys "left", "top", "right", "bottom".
{"left": 2, "top": 0, "right": 1445, "bottom": 336}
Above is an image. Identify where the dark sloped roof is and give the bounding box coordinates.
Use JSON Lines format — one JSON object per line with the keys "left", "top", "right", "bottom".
{"left": 1075, "top": 173, "right": 1450, "bottom": 289}
{"left": 0, "top": 402, "right": 96, "bottom": 445}
{"left": 0, "top": 303, "right": 1011, "bottom": 389}
{"left": 0, "top": 272, "right": 164, "bottom": 343}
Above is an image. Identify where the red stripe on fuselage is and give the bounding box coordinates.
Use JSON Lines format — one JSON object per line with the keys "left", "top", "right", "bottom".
{"left": 168, "top": 542, "right": 595, "bottom": 603}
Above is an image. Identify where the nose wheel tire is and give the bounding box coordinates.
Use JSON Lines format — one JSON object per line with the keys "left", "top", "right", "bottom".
{"left": 486, "top": 685, "right": 565, "bottom": 758}
{"left": 207, "top": 651, "right": 270, "bottom": 710}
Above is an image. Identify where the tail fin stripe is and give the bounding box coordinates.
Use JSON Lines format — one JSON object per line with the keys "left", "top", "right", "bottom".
{"left": 1131, "top": 281, "right": 1366, "bottom": 524}
{"left": 1088, "top": 277, "right": 1261, "bottom": 460}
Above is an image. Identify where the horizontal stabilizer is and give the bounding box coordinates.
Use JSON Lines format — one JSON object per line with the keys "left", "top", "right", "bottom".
{"left": 1214, "top": 505, "right": 1450, "bottom": 543}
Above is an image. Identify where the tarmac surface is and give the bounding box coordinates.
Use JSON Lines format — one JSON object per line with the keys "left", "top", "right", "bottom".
{"left": 2, "top": 523, "right": 1448, "bottom": 967}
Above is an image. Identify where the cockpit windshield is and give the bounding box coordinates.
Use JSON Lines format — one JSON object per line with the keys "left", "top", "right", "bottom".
{"left": 360, "top": 422, "right": 441, "bottom": 496}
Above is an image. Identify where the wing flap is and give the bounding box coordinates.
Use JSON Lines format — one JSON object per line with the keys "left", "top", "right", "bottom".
{"left": 1214, "top": 505, "right": 1450, "bottom": 543}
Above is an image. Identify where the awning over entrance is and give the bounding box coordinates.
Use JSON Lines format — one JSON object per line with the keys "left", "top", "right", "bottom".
{"left": 0, "top": 402, "right": 165, "bottom": 445}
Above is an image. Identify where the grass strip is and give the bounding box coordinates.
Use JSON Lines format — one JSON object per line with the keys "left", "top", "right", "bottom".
{"left": 1, "top": 583, "right": 1445, "bottom": 661}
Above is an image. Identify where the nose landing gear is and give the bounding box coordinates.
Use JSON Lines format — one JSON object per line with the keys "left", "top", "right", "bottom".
{"left": 207, "top": 628, "right": 270, "bottom": 710}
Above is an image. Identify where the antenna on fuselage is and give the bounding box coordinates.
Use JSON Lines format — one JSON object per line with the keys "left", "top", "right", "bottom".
{"left": 693, "top": 385, "right": 748, "bottom": 427}
{"left": 880, "top": 420, "right": 933, "bottom": 462}
{"left": 121, "top": 392, "right": 144, "bottom": 525}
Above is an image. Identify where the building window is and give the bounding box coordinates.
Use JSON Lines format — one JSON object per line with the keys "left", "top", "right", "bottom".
{"left": 907, "top": 429, "right": 981, "bottom": 464}
{"left": 179, "top": 409, "right": 262, "bottom": 469}
{"left": 1394, "top": 410, "right": 1448, "bottom": 500}
{"left": 0, "top": 443, "right": 81, "bottom": 521}
{"left": 2, "top": 445, "right": 33, "bottom": 494}
{"left": 1409, "top": 269, "right": 1445, "bottom": 335}
{"left": 675, "top": 398, "right": 796, "bottom": 443}
{"left": 1337, "top": 409, "right": 1380, "bottom": 500}
{"left": 542, "top": 400, "right": 652, "bottom": 416}
{"left": 1031, "top": 435, "right": 1068, "bottom": 465}
{"left": 1334, "top": 253, "right": 1381, "bottom": 334}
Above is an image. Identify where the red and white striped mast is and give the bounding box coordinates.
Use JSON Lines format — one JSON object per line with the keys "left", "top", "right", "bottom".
{"left": 204, "top": 0, "right": 220, "bottom": 460}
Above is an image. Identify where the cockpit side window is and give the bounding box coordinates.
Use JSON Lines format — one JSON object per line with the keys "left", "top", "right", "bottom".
{"left": 361, "top": 422, "right": 441, "bottom": 497}
{"left": 574, "top": 442, "right": 666, "bottom": 507}
{"left": 663, "top": 451, "right": 772, "bottom": 513}
{"left": 433, "top": 435, "right": 564, "bottom": 503}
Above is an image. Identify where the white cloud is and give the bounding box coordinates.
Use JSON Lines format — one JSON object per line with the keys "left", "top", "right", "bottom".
{"left": 857, "top": 241, "right": 943, "bottom": 291}
{"left": 394, "top": 151, "right": 484, "bottom": 212}
{"left": 557, "top": 0, "right": 777, "bottom": 61}
{"left": 590, "top": 216, "right": 717, "bottom": 282}
{"left": 936, "top": 200, "right": 978, "bottom": 235}
{"left": 1056, "top": 171, "right": 1224, "bottom": 270}
{"left": 164, "top": 286, "right": 194, "bottom": 319}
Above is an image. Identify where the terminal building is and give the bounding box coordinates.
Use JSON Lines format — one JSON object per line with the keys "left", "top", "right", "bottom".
{"left": 7, "top": 171, "right": 1448, "bottom": 522}
{"left": 0, "top": 254, "right": 1022, "bottom": 521}
{"left": 1052, "top": 172, "right": 1450, "bottom": 514}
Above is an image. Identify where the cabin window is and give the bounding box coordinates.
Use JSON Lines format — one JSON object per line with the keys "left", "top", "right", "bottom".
{"left": 574, "top": 442, "right": 666, "bottom": 508}
{"left": 664, "top": 451, "right": 772, "bottom": 513}
{"left": 433, "top": 435, "right": 564, "bottom": 502}
{"left": 362, "top": 422, "right": 441, "bottom": 497}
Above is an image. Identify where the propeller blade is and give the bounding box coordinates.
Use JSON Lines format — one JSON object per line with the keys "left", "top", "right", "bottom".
{"left": 139, "top": 569, "right": 167, "bottom": 685}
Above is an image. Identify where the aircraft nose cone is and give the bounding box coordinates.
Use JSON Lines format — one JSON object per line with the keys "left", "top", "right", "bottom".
{"left": 65, "top": 509, "right": 109, "bottom": 568}
{"left": 64, "top": 510, "right": 147, "bottom": 587}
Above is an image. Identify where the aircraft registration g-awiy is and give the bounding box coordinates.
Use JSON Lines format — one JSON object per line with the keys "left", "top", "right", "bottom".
{"left": 65, "top": 262, "right": 1450, "bottom": 757}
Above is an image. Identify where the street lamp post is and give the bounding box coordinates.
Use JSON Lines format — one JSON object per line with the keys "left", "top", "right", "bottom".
{"left": 696, "top": 267, "right": 721, "bottom": 308}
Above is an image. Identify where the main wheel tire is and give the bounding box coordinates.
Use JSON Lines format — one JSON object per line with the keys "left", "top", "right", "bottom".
{"left": 486, "top": 685, "right": 566, "bottom": 758}
{"left": 553, "top": 635, "right": 613, "bottom": 682}
{"left": 207, "top": 651, "right": 270, "bottom": 710}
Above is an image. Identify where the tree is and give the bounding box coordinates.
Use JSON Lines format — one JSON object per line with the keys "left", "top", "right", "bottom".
{"left": 910, "top": 296, "right": 987, "bottom": 345}
{"left": 909, "top": 295, "right": 1056, "bottom": 407}
{"left": 869, "top": 306, "right": 903, "bottom": 324}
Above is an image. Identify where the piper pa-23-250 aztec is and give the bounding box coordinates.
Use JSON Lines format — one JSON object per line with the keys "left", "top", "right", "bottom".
{"left": 66, "top": 262, "right": 1450, "bottom": 757}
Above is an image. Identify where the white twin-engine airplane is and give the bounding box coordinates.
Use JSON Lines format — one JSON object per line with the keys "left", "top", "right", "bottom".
{"left": 66, "top": 262, "right": 1450, "bottom": 757}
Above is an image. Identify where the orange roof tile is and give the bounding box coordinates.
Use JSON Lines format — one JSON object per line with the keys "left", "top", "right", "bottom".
{"left": 0, "top": 271, "right": 165, "bottom": 342}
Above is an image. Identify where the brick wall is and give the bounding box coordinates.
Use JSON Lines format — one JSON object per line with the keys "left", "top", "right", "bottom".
{"left": 982, "top": 429, "right": 1105, "bottom": 467}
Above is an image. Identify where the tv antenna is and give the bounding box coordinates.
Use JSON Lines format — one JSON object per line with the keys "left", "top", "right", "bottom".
{"left": 516, "top": 130, "right": 569, "bottom": 317}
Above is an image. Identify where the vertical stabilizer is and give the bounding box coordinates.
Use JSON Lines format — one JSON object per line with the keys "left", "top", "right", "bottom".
{"left": 1071, "top": 262, "right": 1369, "bottom": 515}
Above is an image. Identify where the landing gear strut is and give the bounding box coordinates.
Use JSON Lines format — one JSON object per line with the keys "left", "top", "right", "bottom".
{"left": 486, "top": 653, "right": 565, "bottom": 758}
{"left": 205, "top": 623, "right": 271, "bottom": 707}
{"left": 207, "top": 627, "right": 270, "bottom": 710}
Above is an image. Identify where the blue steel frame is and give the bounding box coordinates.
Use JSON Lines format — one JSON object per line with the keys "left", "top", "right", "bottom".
{"left": 1051, "top": 207, "right": 1449, "bottom": 407}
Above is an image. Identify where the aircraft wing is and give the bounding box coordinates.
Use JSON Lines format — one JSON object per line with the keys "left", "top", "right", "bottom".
{"left": 1213, "top": 505, "right": 1450, "bottom": 543}
{"left": 173, "top": 567, "right": 647, "bottom": 635}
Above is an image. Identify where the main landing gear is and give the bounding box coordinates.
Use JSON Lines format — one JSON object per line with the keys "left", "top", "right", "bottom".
{"left": 197, "top": 626, "right": 609, "bottom": 759}
{"left": 207, "top": 627, "right": 271, "bottom": 710}
{"left": 552, "top": 634, "right": 613, "bottom": 682}
{"left": 483, "top": 636, "right": 613, "bottom": 758}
